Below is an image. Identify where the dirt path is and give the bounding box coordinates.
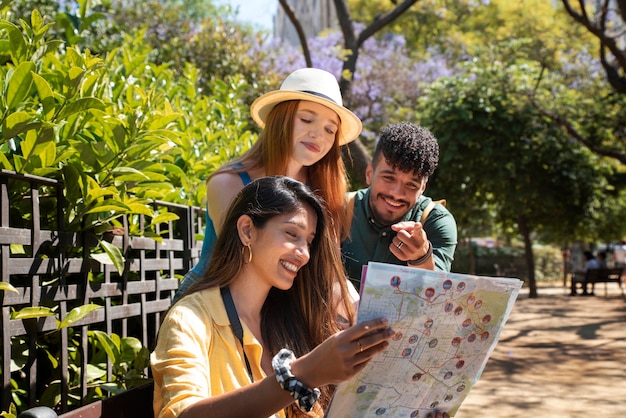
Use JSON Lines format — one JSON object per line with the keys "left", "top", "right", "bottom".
{"left": 456, "top": 284, "right": 626, "bottom": 417}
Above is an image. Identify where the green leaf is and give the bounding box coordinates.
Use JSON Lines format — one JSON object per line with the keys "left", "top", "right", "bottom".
{"left": 30, "top": 10, "right": 55, "bottom": 40}
{"left": 58, "top": 303, "right": 102, "bottom": 329}
{"left": 120, "top": 336, "right": 142, "bottom": 363}
{"left": 67, "top": 65, "right": 85, "bottom": 86}
{"left": 10, "top": 243, "right": 25, "bottom": 255}
{"left": 11, "top": 306, "right": 55, "bottom": 320}
{"left": 0, "top": 282, "right": 19, "bottom": 293}
{"left": 151, "top": 212, "right": 180, "bottom": 225}
{"left": 18, "top": 126, "right": 40, "bottom": 160}
{"left": 3, "top": 111, "right": 41, "bottom": 139}
{"left": 0, "top": 21, "right": 27, "bottom": 64}
{"left": 85, "top": 362, "right": 107, "bottom": 383}
{"left": 31, "top": 73, "right": 56, "bottom": 120}
{"left": 0, "top": 400, "right": 17, "bottom": 417}
{"left": 0, "top": 151, "right": 13, "bottom": 170}
{"left": 37, "top": 135, "right": 57, "bottom": 168}
{"left": 111, "top": 167, "right": 150, "bottom": 182}
{"left": 6, "top": 62, "right": 35, "bottom": 110}
{"left": 85, "top": 185, "right": 116, "bottom": 200}
{"left": 125, "top": 202, "right": 154, "bottom": 217}
{"left": 44, "top": 348, "right": 59, "bottom": 369}
{"left": 84, "top": 202, "right": 130, "bottom": 215}
{"left": 99, "top": 240, "right": 125, "bottom": 274}
{"left": 148, "top": 114, "right": 181, "bottom": 130}
{"left": 91, "top": 330, "right": 121, "bottom": 364}
{"left": 57, "top": 97, "right": 106, "bottom": 120}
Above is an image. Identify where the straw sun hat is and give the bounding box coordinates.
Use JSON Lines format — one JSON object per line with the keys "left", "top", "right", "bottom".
{"left": 250, "top": 68, "right": 363, "bottom": 145}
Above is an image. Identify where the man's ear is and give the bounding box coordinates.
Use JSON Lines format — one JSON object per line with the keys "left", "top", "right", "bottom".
{"left": 365, "top": 163, "right": 374, "bottom": 186}
{"left": 236, "top": 215, "right": 254, "bottom": 244}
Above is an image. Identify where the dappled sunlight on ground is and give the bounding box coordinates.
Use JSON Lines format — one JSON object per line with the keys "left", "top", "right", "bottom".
{"left": 456, "top": 284, "right": 626, "bottom": 417}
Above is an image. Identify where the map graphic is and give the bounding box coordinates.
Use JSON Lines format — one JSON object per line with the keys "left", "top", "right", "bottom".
{"left": 326, "top": 262, "right": 522, "bottom": 418}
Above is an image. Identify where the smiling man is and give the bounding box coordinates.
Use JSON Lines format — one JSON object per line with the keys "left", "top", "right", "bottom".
{"left": 341, "top": 122, "right": 458, "bottom": 290}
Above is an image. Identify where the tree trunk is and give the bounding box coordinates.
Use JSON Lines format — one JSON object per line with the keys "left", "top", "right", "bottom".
{"left": 468, "top": 237, "right": 476, "bottom": 275}
{"left": 519, "top": 214, "right": 538, "bottom": 298}
{"left": 561, "top": 246, "right": 572, "bottom": 288}
{"left": 343, "top": 139, "right": 371, "bottom": 187}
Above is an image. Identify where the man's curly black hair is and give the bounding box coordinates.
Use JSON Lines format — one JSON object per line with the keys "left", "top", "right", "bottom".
{"left": 372, "top": 122, "right": 439, "bottom": 178}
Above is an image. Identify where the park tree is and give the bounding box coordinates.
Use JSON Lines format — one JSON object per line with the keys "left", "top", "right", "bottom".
{"left": 538, "top": 1, "right": 626, "bottom": 166}
{"left": 347, "top": 0, "right": 595, "bottom": 66}
{"left": 0, "top": 1, "right": 256, "bottom": 233}
{"left": 345, "top": 0, "right": 623, "bottom": 144}
{"left": 417, "top": 50, "right": 622, "bottom": 297}
{"left": 345, "top": 0, "right": 626, "bottom": 235}
{"left": 106, "top": 0, "right": 280, "bottom": 104}
{"left": 561, "top": 0, "right": 626, "bottom": 95}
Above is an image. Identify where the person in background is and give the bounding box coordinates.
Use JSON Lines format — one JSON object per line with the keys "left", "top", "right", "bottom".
{"left": 174, "top": 68, "right": 362, "bottom": 301}
{"left": 597, "top": 251, "right": 608, "bottom": 269}
{"left": 151, "top": 177, "right": 406, "bottom": 418}
{"left": 341, "top": 122, "right": 458, "bottom": 290}
{"left": 570, "top": 250, "right": 602, "bottom": 296}
{"left": 612, "top": 239, "right": 626, "bottom": 267}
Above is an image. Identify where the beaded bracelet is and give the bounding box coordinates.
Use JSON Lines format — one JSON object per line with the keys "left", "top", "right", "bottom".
{"left": 407, "top": 240, "right": 433, "bottom": 266}
{"left": 272, "top": 348, "right": 321, "bottom": 412}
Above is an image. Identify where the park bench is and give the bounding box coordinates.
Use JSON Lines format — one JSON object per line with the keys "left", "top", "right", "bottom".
{"left": 583, "top": 267, "right": 624, "bottom": 297}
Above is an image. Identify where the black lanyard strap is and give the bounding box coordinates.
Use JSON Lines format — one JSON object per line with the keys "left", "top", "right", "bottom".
{"left": 220, "top": 287, "right": 254, "bottom": 382}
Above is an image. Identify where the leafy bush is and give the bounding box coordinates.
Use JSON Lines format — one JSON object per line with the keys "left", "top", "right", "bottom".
{"left": 1, "top": 2, "right": 256, "bottom": 413}
{"left": 0, "top": 7, "right": 255, "bottom": 237}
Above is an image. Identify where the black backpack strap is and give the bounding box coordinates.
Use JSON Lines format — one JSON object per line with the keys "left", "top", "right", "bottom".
{"left": 220, "top": 287, "right": 254, "bottom": 381}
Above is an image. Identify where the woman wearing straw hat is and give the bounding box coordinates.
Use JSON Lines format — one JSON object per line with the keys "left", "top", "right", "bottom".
{"left": 174, "top": 68, "right": 362, "bottom": 301}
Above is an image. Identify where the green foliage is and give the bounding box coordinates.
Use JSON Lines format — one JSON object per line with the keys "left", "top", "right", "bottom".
{"left": 349, "top": 0, "right": 597, "bottom": 63}
{"left": 88, "top": 331, "right": 151, "bottom": 394}
{"left": 10, "top": 306, "right": 56, "bottom": 319}
{"left": 0, "top": 282, "right": 18, "bottom": 293}
{"left": 1, "top": 2, "right": 256, "bottom": 412}
{"left": 417, "top": 50, "right": 619, "bottom": 246}
{"left": 0, "top": 6, "right": 254, "bottom": 240}
{"left": 453, "top": 241, "right": 563, "bottom": 282}
{"left": 107, "top": 0, "right": 279, "bottom": 108}
{"left": 6, "top": 301, "right": 149, "bottom": 410}
{"left": 7, "top": 303, "right": 104, "bottom": 410}
{"left": 30, "top": 328, "right": 151, "bottom": 409}
{"left": 57, "top": 303, "right": 102, "bottom": 328}
{"left": 0, "top": 402, "right": 17, "bottom": 418}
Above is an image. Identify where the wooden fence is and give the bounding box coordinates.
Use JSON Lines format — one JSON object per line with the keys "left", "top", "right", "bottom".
{"left": 0, "top": 170, "right": 204, "bottom": 414}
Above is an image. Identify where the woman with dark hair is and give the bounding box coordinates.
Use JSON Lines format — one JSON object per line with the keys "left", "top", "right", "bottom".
{"left": 151, "top": 177, "right": 395, "bottom": 418}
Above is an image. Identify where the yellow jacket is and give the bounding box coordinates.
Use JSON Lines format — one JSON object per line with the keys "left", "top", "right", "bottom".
{"left": 151, "top": 287, "right": 283, "bottom": 418}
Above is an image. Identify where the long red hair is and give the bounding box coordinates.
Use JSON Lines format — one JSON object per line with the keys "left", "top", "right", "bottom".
{"left": 210, "top": 100, "right": 350, "bottom": 241}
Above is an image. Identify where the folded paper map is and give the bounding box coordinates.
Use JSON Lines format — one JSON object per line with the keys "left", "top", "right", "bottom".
{"left": 326, "top": 262, "right": 522, "bottom": 418}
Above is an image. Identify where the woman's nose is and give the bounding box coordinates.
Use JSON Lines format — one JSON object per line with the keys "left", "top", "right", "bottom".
{"left": 295, "top": 242, "right": 310, "bottom": 261}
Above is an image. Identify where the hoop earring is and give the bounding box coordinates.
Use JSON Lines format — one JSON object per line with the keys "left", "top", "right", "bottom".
{"left": 242, "top": 244, "right": 253, "bottom": 264}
